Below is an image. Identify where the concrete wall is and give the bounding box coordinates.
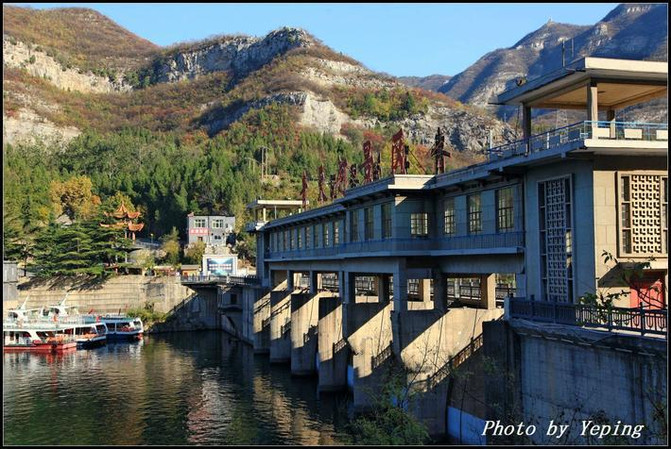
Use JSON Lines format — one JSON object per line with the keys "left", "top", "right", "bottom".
{"left": 484, "top": 319, "right": 667, "bottom": 445}
{"left": 12, "top": 275, "right": 192, "bottom": 314}
{"left": 3, "top": 261, "right": 19, "bottom": 303}
{"left": 317, "top": 296, "right": 348, "bottom": 392}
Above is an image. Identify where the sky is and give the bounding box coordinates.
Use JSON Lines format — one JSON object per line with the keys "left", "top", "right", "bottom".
{"left": 11, "top": 3, "right": 620, "bottom": 77}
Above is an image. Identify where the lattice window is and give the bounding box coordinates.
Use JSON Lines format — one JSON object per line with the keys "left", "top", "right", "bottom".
{"left": 323, "top": 222, "right": 330, "bottom": 247}
{"left": 305, "top": 226, "right": 311, "bottom": 249}
{"left": 619, "top": 174, "right": 667, "bottom": 256}
{"left": 350, "top": 211, "right": 359, "bottom": 242}
{"left": 365, "top": 207, "right": 374, "bottom": 240}
{"left": 411, "top": 212, "right": 428, "bottom": 237}
{"left": 497, "top": 187, "right": 514, "bottom": 232}
{"left": 444, "top": 198, "right": 455, "bottom": 235}
{"left": 194, "top": 218, "right": 206, "bottom": 228}
{"left": 539, "top": 177, "right": 573, "bottom": 303}
{"left": 468, "top": 194, "right": 482, "bottom": 234}
{"left": 382, "top": 203, "right": 392, "bottom": 239}
{"left": 334, "top": 220, "right": 341, "bottom": 245}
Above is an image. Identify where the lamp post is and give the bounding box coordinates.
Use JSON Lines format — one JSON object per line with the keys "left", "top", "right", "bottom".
{"left": 150, "top": 233, "right": 154, "bottom": 246}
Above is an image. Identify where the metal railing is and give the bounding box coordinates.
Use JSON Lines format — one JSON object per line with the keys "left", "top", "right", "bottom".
{"left": 333, "top": 337, "right": 347, "bottom": 354}
{"left": 371, "top": 342, "right": 393, "bottom": 369}
{"left": 303, "top": 325, "right": 318, "bottom": 344}
{"left": 489, "top": 121, "right": 668, "bottom": 161}
{"left": 509, "top": 299, "right": 667, "bottom": 337}
{"left": 425, "top": 333, "right": 485, "bottom": 390}
{"left": 280, "top": 322, "right": 291, "bottom": 336}
{"left": 180, "top": 274, "right": 260, "bottom": 285}
{"left": 268, "top": 233, "right": 524, "bottom": 260}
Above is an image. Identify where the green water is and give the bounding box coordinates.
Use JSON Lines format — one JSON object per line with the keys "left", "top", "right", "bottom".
{"left": 3, "top": 331, "right": 354, "bottom": 445}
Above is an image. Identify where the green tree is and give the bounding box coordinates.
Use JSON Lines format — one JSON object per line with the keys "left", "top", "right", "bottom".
{"left": 160, "top": 226, "right": 181, "bottom": 267}
{"left": 184, "top": 241, "right": 206, "bottom": 265}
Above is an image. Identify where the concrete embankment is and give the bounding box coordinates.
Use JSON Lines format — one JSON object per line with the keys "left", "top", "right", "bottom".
{"left": 10, "top": 275, "right": 193, "bottom": 316}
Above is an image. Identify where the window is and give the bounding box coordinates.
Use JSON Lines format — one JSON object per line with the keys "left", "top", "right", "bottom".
{"left": 213, "top": 234, "right": 222, "bottom": 241}
{"left": 382, "top": 203, "right": 392, "bottom": 239}
{"left": 444, "top": 198, "right": 455, "bottom": 235}
{"left": 323, "top": 222, "right": 330, "bottom": 247}
{"left": 619, "top": 174, "right": 668, "bottom": 255}
{"left": 212, "top": 219, "right": 224, "bottom": 229}
{"left": 350, "top": 211, "right": 359, "bottom": 242}
{"left": 468, "top": 194, "right": 482, "bottom": 234}
{"left": 539, "top": 177, "right": 573, "bottom": 303}
{"left": 410, "top": 213, "right": 428, "bottom": 238}
{"left": 306, "top": 226, "right": 312, "bottom": 249}
{"left": 314, "top": 224, "right": 320, "bottom": 248}
{"left": 284, "top": 230, "right": 289, "bottom": 251}
{"left": 194, "top": 218, "right": 206, "bottom": 228}
{"left": 290, "top": 229, "right": 296, "bottom": 250}
{"left": 364, "top": 207, "right": 374, "bottom": 240}
{"left": 497, "top": 187, "right": 514, "bottom": 232}
{"left": 334, "top": 220, "right": 341, "bottom": 245}
{"left": 297, "top": 228, "right": 303, "bottom": 249}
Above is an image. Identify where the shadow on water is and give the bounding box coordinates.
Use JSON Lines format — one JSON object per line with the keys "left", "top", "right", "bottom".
{"left": 4, "top": 331, "right": 354, "bottom": 445}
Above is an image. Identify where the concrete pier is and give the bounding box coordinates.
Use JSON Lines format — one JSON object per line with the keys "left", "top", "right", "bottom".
{"left": 317, "top": 296, "right": 347, "bottom": 392}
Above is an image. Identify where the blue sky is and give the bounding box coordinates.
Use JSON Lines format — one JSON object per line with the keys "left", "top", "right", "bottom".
{"left": 11, "top": 3, "right": 619, "bottom": 76}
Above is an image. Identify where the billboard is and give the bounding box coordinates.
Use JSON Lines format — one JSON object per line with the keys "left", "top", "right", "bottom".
{"left": 202, "top": 255, "right": 237, "bottom": 276}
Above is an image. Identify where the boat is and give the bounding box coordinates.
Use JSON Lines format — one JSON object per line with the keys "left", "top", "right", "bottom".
{"left": 97, "top": 315, "right": 144, "bottom": 341}
{"left": 3, "top": 321, "right": 78, "bottom": 353}
{"left": 71, "top": 321, "right": 108, "bottom": 349}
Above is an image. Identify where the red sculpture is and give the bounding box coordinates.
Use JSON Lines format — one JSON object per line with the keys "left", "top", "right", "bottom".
{"left": 391, "top": 128, "right": 407, "bottom": 175}
{"left": 336, "top": 157, "right": 348, "bottom": 196}
{"left": 361, "top": 140, "right": 374, "bottom": 184}
{"left": 430, "top": 127, "right": 450, "bottom": 174}
{"left": 317, "top": 165, "right": 327, "bottom": 204}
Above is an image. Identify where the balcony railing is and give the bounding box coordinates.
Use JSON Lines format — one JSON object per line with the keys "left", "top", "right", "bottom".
{"left": 489, "top": 121, "right": 668, "bottom": 161}
{"left": 180, "top": 274, "right": 260, "bottom": 285}
{"left": 267, "top": 232, "right": 524, "bottom": 260}
{"left": 509, "top": 299, "right": 667, "bottom": 337}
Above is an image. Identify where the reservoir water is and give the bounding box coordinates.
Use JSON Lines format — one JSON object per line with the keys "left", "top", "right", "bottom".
{"left": 3, "top": 331, "right": 353, "bottom": 445}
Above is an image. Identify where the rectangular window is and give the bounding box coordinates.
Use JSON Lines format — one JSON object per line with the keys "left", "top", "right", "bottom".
{"left": 350, "top": 211, "right": 359, "bottom": 242}
{"left": 212, "top": 219, "right": 224, "bottom": 229}
{"left": 382, "top": 203, "right": 392, "bottom": 239}
{"left": 306, "top": 226, "right": 312, "bottom": 249}
{"left": 334, "top": 220, "right": 341, "bottom": 245}
{"left": 410, "top": 213, "right": 428, "bottom": 238}
{"left": 313, "top": 224, "right": 320, "bottom": 248}
{"left": 194, "top": 218, "right": 206, "bottom": 228}
{"left": 297, "top": 228, "right": 303, "bottom": 249}
{"left": 468, "top": 194, "right": 482, "bottom": 234}
{"left": 323, "top": 222, "right": 330, "bottom": 247}
{"left": 364, "top": 207, "right": 374, "bottom": 240}
{"left": 444, "top": 198, "right": 455, "bottom": 235}
{"left": 497, "top": 187, "right": 515, "bottom": 232}
{"left": 289, "top": 230, "right": 295, "bottom": 250}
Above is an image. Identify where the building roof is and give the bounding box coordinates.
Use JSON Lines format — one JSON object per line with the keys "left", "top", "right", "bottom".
{"left": 494, "top": 57, "right": 667, "bottom": 109}
{"left": 246, "top": 199, "right": 307, "bottom": 210}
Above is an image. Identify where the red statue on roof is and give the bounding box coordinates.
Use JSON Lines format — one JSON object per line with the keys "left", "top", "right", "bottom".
{"left": 430, "top": 127, "right": 450, "bottom": 174}
{"left": 100, "top": 202, "right": 144, "bottom": 241}
{"left": 361, "top": 141, "right": 374, "bottom": 184}
{"left": 317, "top": 165, "right": 327, "bottom": 204}
{"left": 336, "top": 157, "right": 348, "bottom": 196}
{"left": 391, "top": 128, "right": 407, "bottom": 175}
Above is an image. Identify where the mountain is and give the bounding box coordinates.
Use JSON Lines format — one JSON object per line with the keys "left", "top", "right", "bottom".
{"left": 3, "top": 6, "right": 511, "bottom": 156}
{"left": 397, "top": 74, "right": 452, "bottom": 92}
{"left": 439, "top": 3, "right": 668, "bottom": 119}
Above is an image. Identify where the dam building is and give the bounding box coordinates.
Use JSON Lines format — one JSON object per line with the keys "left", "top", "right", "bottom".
{"left": 183, "top": 57, "right": 667, "bottom": 442}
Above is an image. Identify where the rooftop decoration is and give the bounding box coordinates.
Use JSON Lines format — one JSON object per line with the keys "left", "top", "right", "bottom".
{"left": 100, "top": 202, "right": 144, "bottom": 240}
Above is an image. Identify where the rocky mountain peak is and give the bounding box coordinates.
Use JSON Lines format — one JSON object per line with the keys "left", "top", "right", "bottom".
{"left": 512, "top": 21, "right": 587, "bottom": 51}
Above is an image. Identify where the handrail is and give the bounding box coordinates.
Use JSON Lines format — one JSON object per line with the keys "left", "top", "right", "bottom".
{"left": 509, "top": 299, "right": 667, "bottom": 337}
{"left": 371, "top": 342, "right": 393, "bottom": 369}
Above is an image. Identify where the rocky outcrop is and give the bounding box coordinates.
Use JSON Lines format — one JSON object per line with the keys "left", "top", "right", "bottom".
{"left": 397, "top": 74, "right": 452, "bottom": 92}
{"left": 154, "top": 27, "right": 313, "bottom": 83}
{"left": 3, "top": 107, "right": 80, "bottom": 146}
{"left": 300, "top": 58, "right": 395, "bottom": 90}
{"left": 3, "top": 37, "right": 131, "bottom": 94}
{"left": 440, "top": 4, "right": 668, "bottom": 117}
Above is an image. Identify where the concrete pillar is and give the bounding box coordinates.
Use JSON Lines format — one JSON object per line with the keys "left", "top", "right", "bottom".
{"left": 433, "top": 270, "right": 447, "bottom": 312}
{"left": 309, "top": 271, "right": 320, "bottom": 295}
{"left": 287, "top": 270, "right": 295, "bottom": 291}
{"left": 481, "top": 273, "right": 497, "bottom": 310}
{"left": 607, "top": 109, "right": 616, "bottom": 138}
{"left": 377, "top": 274, "right": 391, "bottom": 304}
{"left": 290, "top": 291, "right": 320, "bottom": 376}
{"left": 318, "top": 295, "right": 347, "bottom": 392}
{"left": 393, "top": 260, "right": 408, "bottom": 313}
{"left": 522, "top": 104, "right": 532, "bottom": 153}
{"left": 269, "top": 284, "right": 293, "bottom": 364}
{"left": 253, "top": 288, "right": 272, "bottom": 354}
{"left": 587, "top": 81, "right": 599, "bottom": 137}
{"left": 419, "top": 279, "right": 431, "bottom": 303}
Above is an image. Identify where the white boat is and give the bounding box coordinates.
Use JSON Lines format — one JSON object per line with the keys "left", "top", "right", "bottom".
{"left": 3, "top": 320, "right": 78, "bottom": 353}
{"left": 96, "top": 315, "right": 144, "bottom": 342}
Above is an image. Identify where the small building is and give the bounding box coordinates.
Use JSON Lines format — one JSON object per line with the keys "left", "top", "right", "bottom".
{"left": 186, "top": 214, "right": 236, "bottom": 247}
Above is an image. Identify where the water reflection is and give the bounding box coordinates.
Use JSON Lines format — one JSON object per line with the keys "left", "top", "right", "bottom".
{"left": 3, "top": 332, "right": 352, "bottom": 445}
